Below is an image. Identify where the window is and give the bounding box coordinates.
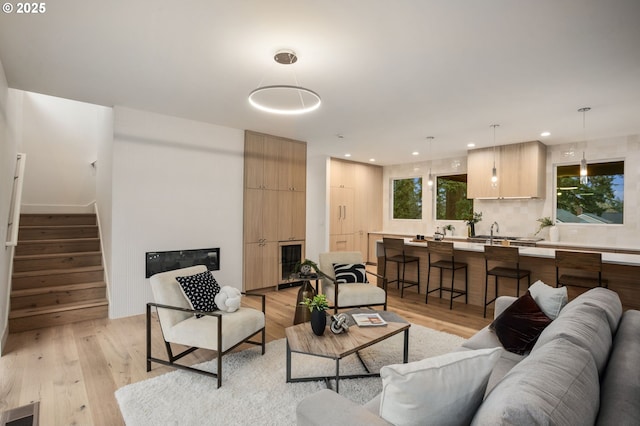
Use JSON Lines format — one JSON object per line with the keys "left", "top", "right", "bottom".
{"left": 392, "top": 177, "right": 422, "bottom": 219}
{"left": 556, "top": 160, "right": 624, "bottom": 224}
{"left": 436, "top": 174, "right": 473, "bottom": 220}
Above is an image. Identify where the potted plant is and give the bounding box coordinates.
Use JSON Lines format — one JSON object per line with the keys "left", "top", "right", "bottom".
{"left": 535, "top": 217, "right": 558, "bottom": 241}
{"left": 300, "top": 294, "right": 329, "bottom": 335}
{"left": 465, "top": 212, "right": 483, "bottom": 237}
{"left": 443, "top": 224, "right": 455, "bottom": 237}
{"left": 293, "top": 259, "right": 328, "bottom": 278}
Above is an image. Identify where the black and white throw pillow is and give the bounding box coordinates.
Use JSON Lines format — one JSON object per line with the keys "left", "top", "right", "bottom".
{"left": 333, "top": 263, "right": 369, "bottom": 284}
{"left": 176, "top": 271, "right": 221, "bottom": 317}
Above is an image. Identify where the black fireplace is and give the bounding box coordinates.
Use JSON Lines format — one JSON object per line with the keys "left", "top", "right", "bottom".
{"left": 145, "top": 247, "right": 220, "bottom": 278}
{"left": 278, "top": 241, "right": 304, "bottom": 288}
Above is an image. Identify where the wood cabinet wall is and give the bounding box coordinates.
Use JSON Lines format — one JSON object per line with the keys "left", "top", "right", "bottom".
{"left": 243, "top": 131, "right": 306, "bottom": 291}
{"left": 467, "top": 140, "right": 546, "bottom": 199}
{"left": 329, "top": 158, "right": 382, "bottom": 261}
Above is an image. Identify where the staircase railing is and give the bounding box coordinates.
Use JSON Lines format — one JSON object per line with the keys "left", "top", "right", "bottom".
{"left": 5, "top": 153, "right": 26, "bottom": 247}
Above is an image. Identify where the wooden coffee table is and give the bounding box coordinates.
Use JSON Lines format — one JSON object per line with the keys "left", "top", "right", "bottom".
{"left": 285, "top": 309, "right": 410, "bottom": 392}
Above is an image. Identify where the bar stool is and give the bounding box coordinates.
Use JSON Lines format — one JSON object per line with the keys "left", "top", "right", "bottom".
{"left": 555, "top": 250, "right": 608, "bottom": 289}
{"left": 483, "top": 245, "right": 531, "bottom": 318}
{"left": 382, "top": 237, "right": 420, "bottom": 298}
{"left": 425, "top": 241, "right": 468, "bottom": 309}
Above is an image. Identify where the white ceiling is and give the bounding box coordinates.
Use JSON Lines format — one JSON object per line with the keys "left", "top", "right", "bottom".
{"left": 1, "top": 0, "right": 639, "bottom": 165}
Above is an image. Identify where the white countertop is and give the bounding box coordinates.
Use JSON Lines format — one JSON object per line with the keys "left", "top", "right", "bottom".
{"left": 376, "top": 238, "right": 640, "bottom": 267}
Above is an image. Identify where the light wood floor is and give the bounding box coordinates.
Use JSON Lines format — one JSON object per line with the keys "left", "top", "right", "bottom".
{"left": 0, "top": 284, "right": 491, "bottom": 426}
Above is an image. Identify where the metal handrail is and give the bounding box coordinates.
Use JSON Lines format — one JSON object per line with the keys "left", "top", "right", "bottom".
{"left": 5, "top": 153, "right": 26, "bottom": 247}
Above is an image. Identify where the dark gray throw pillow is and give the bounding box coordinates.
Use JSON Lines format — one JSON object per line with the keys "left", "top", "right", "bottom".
{"left": 176, "top": 271, "right": 221, "bottom": 317}
{"left": 333, "top": 263, "right": 369, "bottom": 284}
{"left": 490, "top": 291, "right": 552, "bottom": 355}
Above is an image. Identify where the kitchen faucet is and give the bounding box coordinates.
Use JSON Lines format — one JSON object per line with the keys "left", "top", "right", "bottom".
{"left": 490, "top": 221, "right": 499, "bottom": 245}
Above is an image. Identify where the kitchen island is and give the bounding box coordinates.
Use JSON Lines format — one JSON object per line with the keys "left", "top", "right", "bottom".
{"left": 375, "top": 238, "right": 640, "bottom": 311}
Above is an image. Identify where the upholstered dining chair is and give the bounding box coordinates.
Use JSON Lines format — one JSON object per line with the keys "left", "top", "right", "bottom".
{"left": 318, "top": 251, "right": 387, "bottom": 314}
{"left": 146, "top": 265, "right": 265, "bottom": 388}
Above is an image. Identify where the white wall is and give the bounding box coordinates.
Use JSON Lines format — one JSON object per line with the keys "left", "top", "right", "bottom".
{"left": 109, "top": 107, "right": 244, "bottom": 318}
{"left": 382, "top": 136, "right": 640, "bottom": 248}
{"left": 19, "top": 92, "right": 108, "bottom": 213}
{"left": 0, "top": 59, "right": 19, "bottom": 353}
{"left": 305, "top": 146, "right": 330, "bottom": 261}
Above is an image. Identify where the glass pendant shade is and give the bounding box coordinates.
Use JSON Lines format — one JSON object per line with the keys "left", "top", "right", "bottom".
{"left": 580, "top": 152, "right": 588, "bottom": 184}
{"left": 427, "top": 169, "right": 434, "bottom": 188}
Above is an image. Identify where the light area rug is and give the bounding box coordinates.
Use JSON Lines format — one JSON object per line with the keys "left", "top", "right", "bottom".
{"left": 115, "top": 324, "right": 465, "bottom": 426}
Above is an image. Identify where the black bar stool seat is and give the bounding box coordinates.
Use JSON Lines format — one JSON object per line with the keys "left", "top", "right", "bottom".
{"left": 382, "top": 237, "right": 420, "bottom": 298}
{"left": 484, "top": 245, "right": 531, "bottom": 318}
{"left": 425, "top": 241, "right": 468, "bottom": 310}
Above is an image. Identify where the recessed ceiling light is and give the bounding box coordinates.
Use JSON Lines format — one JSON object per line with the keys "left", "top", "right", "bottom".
{"left": 412, "top": 151, "right": 419, "bottom": 156}
{"left": 344, "top": 153, "right": 351, "bottom": 157}
{"left": 467, "top": 143, "right": 476, "bottom": 148}
{"left": 369, "top": 158, "right": 376, "bottom": 162}
{"left": 540, "top": 131, "right": 551, "bottom": 137}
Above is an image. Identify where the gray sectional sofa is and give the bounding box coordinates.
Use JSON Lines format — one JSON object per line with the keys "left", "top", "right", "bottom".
{"left": 296, "top": 287, "right": 640, "bottom": 425}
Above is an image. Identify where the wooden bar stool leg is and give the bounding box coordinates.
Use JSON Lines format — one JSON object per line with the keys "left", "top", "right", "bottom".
{"left": 425, "top": 265, "right": 431, "bottom": 304}
{"left": 449, "top": 269, "right": 455, "bottom": 310}
{"left": 400, "top": 262, "right": 406, "bottom": 298}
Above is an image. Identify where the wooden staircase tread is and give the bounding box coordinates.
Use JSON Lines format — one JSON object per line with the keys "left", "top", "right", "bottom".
{"left": 13, "top": 265, "right": 104, "bottom": 278}
{"left": 9, "top": 298, "right": 109, "bottom": 319}
{"left": 18, "top": 237, "right": 100, "bottom": 244}
{"left": 11, "top": 281, "right": 106, "bottom": 297}
{"left": 14, "top": 251, "right": 102, "bottom": 260}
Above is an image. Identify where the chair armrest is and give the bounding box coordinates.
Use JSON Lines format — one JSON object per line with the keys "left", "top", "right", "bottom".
{"left": 242, "top": 292, "right": 266, "bottom": 314}
{"left": 147, "top": 302, "right": 223, "bottom": 318}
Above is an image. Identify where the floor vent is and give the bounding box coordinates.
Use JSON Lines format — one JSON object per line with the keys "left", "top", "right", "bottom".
{"left": 1, "top": 401, "right": 39, "bottom": 426}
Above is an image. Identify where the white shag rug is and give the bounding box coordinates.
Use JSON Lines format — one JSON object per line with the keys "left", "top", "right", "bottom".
{"left": 115, "top": 324, "right": 465, "bottom": 425}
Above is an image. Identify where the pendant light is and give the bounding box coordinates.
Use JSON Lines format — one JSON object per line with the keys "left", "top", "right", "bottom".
{"left": 249, "top": 50, "right": 321, "bottom": 115}
{"left": 490, "top": 124, "right": 499, "bottom": 188}
{"left": 578, "top": 107, "right": 591, "bottom": 184}
{"left": 426, "top": 136, "right": 434, "bottom": 189}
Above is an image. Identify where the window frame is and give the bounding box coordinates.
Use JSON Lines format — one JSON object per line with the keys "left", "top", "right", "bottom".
{"left": 435, "top": 173, "right": 473, "bottom": 221}
{"left": 554, "top": 159, "right": 624, "bottom": 225}
{"left": 391, "top": 176, "right": 423, "bottom": 220}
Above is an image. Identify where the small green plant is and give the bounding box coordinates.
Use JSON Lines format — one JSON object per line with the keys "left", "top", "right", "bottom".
{"left": 300, "top": 294, "right": 329, "bottom": 312}
{"left": 535, "top": 217, "right": 555, "bottom": 235}
{"left": 465, "top": 212, "right": 483, "bottom": 226}
{"left": 443, "top": 224, "right": 455, "bottom": 235}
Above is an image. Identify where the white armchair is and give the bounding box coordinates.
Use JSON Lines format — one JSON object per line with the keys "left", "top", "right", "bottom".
{"left": 318, "top": 252, "right": 387, "bottom": 314}
{"left": 146, "top": 265, "right": 265, "bottom": 388}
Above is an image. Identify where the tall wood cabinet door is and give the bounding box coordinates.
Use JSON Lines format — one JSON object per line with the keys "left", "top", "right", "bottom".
{"left": 277, "top": 191, "right": 293, "bottom": 241}
{"left": 244, "top": 132, "right": 265, "bottom": 189}
{"left": 499, "top": 144, "right": 522, "bottom": 198}
{"left": 278, "top": 141, "right": 307, "bottom": 191}
{"left": 244, "top": 189, "right": 278, "bottom": 243}
{"left": 329, "top": 187, "right": 354, "bottom": 235}
{"left": 262, "top": 137, "right": 280, "bottom": 190}
{"left": 244, "top": 132, "right": 279, "bottom": 190}
{"left": 290, "top": 191, "right": 306, "bottom": 240}
{"left": 500, "top": 141, "right": 546, "bottom": 198}
{"left": 330, "top": 234, "right": 355, "bottom": 252}
{"left": 330, "top": 159, "right": 356, "bottom": 188}
{"left": 244, "top": 242, "right": 278, "bottom": 290}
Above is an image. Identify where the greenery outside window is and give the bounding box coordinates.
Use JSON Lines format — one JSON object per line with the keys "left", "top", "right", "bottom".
{"left": 393, "top": 177, "right": 422, "bottom": 219}
{"left": 556, "top": 160, "right": 624, "bottom": 224}
{"left": 436, "top": 174, "right": 473, "bottom": 220}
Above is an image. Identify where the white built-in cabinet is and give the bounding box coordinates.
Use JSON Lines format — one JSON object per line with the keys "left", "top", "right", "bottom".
{"left": 243, "top": 131, "right": 306, "bottom": 291}
{"left": 329, "top": 159, "right": 382, "bottom": 261}
{"left": 467, "top": 141, "right": 546, "bottom": 199}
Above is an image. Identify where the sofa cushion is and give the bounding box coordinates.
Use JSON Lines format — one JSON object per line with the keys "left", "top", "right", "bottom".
{"left": 176, "top": 270, "right": 221, "bottom": 317}
{"left": 379, "top": 347, "right": 502, "bottom": 426}
{"left": 561, "top": 287, "right": 622, "bottom": 333}
{"left": 333, "top": 263, "right": 369, "bottom": 283}
{"left": 490, "top": 291, "right": 552, "bottom": 355}
{"left": 472, "top": 337, "right": 600, "bottom": 426}
{"left": 596, "top": 310, "right": 640, "bottom": 425}
{"left": 528, "top": 280, "right": 568, "bottom": 320}
{"left": 533, "top": 302, "right": 612, "bottom": 374}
